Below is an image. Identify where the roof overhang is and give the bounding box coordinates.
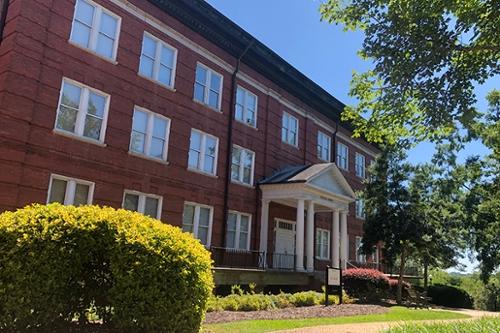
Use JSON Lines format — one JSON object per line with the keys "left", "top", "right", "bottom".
{"left": 260, "top": 163, "right": 356, "bottom": 212}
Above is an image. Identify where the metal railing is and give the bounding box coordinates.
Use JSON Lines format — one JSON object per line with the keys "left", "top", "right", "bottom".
{"left": 211, "top": 248, "right": 309, "bottom": 272}
{"left": 211, "top": 247, "right": 264, "bottom": 270}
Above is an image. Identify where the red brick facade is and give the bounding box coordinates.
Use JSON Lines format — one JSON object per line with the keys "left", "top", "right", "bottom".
{"left": 0, "top": 0, "right": 380, "bottom": 269}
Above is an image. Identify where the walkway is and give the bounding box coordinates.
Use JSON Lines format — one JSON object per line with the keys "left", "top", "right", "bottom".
{"left": 273, "top": 309, "right": 499, "bottom": 333}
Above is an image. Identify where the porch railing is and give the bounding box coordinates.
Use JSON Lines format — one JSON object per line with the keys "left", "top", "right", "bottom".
{"left": 211, "top": 247, "right": 308, "bottom": 272}
{"left": 211, "top": 247, "right": 265, "bottom": 270}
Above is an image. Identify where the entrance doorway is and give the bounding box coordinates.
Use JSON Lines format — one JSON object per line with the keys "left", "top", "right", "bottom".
{"left": 273, "top": 219, "right": 296, "bottom": 269}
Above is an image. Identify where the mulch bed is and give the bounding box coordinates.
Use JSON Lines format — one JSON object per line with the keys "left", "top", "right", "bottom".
{"left": 204, "top": 304, "right": 389, "bottom": 324}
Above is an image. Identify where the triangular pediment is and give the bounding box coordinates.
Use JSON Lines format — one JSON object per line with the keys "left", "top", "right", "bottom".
{"left": 288, "top": 163, "right": 355, "bottom": 200}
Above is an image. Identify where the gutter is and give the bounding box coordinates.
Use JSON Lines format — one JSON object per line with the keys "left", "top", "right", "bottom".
{"left": 332, "top": 121, "right": 339, "bottom": 163}
{"left": 0, "top": 0, "right": 9, "bottom": 44}
{"left": 221, "top": 39, "right": 255, "bottom": 248}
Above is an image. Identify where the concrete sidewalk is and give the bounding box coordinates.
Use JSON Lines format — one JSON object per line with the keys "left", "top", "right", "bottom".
{"left": 273, "top": 309, "right": 499, "bottom": 333}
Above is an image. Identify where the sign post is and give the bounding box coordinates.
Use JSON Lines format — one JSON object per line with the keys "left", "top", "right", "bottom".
{"left": 325, "top": 264, "right": 342, "bottom": 306}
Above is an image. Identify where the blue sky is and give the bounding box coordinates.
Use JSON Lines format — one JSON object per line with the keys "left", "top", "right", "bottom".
{"left": 206, "top": 0, "right": 498, "bottom": 272}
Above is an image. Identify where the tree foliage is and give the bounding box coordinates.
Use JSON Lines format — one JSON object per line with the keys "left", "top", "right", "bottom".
{"left": 320, "top": 0, "right": 499, "bottom": 144}
{"left": 361, "top": 145, "right": 464, "bottom": 303}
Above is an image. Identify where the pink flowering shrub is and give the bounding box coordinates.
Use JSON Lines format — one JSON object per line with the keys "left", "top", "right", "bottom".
{"left": 343, "top": 268, "right": 390, "bottom": 301}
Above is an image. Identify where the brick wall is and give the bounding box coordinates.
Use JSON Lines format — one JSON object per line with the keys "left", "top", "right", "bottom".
{"left": 0, "top": 0, "right": 379, "bottom": 260}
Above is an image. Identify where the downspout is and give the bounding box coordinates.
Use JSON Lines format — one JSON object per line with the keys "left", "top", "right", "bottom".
{"left": 332, "top": 120, "right": 339, "bottom": 163}
{"left": 221, "top": 40, "right": 255, "bottom": 248}
{"left": 0, "top": 0, "right": 9, "bottom": 45}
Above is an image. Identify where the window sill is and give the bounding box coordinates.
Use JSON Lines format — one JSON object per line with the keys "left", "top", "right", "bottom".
{"left": 128, "top": 151, "right": 170, "bottom": 165}
{"left": 187, "top": 167, "right": 218, "bottom": 178}
{"left": 68, "top": 41, "right": 118, "bottom": 65}
{"left": 53, "top": 129, "right": 107, "bottom": 147}
{"left": 281, "top": 140, "right": 300, "bottom": 150}
{"left": 235, "top": 118, "right": 258, "bottom": 130}
{"left": 315, "top": 257, "right": 331, "bottom": 262}
{"left": 231, "top": 180, "right": 255, "bottom": 189}
{"left": 138, "top": 73, "right": 176, "bottom": 92}
{"left": 192, "top": 98, "right": 222, "bottom": 113}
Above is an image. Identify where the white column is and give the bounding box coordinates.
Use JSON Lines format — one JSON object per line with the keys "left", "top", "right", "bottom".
{"left": 306, "top": 200, "right": 315, "bottom": 272}
{"left": 332, "top": 209, "right": 340, "bottom": 268}
{"left": 295, "top": 199, "right": 305, "bottom": 271}
{"left": 340, "top": 210, "right": 348, "bottom": 269}
{"left": 259, "top": 200, "right": 270, "bottom": 253}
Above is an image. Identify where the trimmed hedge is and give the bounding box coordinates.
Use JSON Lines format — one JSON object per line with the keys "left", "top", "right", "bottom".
{"left": 388, "top": 279, "right": 411, "bottom": 298}
{"left": 0, "top": 204, "right": 214, "bottom": 333}
{"left": 343, "top": 268, "right": 390, "bottom": 301}
{"left": 427, "top": 284, "right": 474, "bottom": 309}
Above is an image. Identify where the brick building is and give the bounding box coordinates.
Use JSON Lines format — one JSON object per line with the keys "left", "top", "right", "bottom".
{"left": 0, "top": 0, "right": 381, "bottom": 287}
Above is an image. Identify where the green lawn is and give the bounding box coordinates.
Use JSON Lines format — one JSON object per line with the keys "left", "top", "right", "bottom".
{"left": 203, "top": 306, "right": 470, "bottom": 333}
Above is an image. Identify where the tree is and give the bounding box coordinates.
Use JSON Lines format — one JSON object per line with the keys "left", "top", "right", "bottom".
{"left": 361, "top": 146, "right": 428, "bottom": 303}
{"left": 320, "top": 0, "right": 499, "bottom": 144}
{"left": 460, "top": 90, "right": 500, "bottom": 282}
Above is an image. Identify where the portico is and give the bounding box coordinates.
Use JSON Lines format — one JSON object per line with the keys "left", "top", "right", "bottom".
{"left": 258, "top": 163, "right": 356, "bottom": 272}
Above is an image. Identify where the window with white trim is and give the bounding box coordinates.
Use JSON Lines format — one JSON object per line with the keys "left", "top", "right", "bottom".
{"left": 235, "top": 86, "right": 257, "bottom": 127}
{"left": 226, "top": 212, "right": 252, "bottom": 250}
{"left": 47, "top": 174, "right": 94, "bottom": 206}
{"left": 355, "top": 198, "right": 365, "bottom": 219}
{"left": 70, "top": 0, "right": 121, "bottom": 60}
{"left": 355, "top": 152, "right": 366, "bottom": 178}
{"left": 231, "top": 145, "right": 255, "bottom": 185}
{"left": 194, "top": 63, "right": 223, "bottom": 110}
{"left": 138, "top": 33, "right": 177, "bottom": 88}
{"left": 188, "top": 129, "right": 218, "bottom": 175}
{"left": 336, "top": 142, "right": 348, "bottom": 170}
{"left": 355, "top": 236, "right": 366, "bottom": 263}
{"left": 130, "top": 107, "right": 171, "bottom": 161}
{"left": 122, "top": 191, "right": 162, "bottom": 219}
{"left": 317, "top": 131, "right": 331, "bottom": 161}
{"left": 315, "top": 228, "right": 330, "bottom": 260}
{"left": 55, "top": 78, "right": 110, "bottom": 142}
{"left": 182, "top": 203, "right": 213, "bottom": 246}
{"left": 281, "top": 112, "right": 298, "bottom": 146}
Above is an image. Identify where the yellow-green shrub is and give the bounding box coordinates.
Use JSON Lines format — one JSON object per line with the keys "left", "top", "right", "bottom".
{"left": 0, "top": 204, "right": 214, "bottom": 333}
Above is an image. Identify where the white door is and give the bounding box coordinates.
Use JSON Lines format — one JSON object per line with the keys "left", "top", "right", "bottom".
{"left": 274, "top": 220, "right": 295, "bottom": 269}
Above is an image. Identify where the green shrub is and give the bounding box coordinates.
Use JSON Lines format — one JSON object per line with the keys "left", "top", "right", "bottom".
{"left": 290, "top": 291, "right": 322, "bottom": 307}
{"left": 0, "top": 204, "right": 214, "bottom": 333}
{"left": 427, "top": 284, "right": 474, "bottom": 309}
{"left": 343, "top": 268, "right": 390, "bottom": 301}
{"left": 383, "top": 317, "right": 499, "bottom": 333}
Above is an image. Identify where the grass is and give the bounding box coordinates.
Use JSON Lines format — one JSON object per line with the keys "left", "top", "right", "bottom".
{"left": 383, "top": 317, "right": 499, "bottom": 333}
{"left": 203, "top": 306, "right": 470, "bottom": 333}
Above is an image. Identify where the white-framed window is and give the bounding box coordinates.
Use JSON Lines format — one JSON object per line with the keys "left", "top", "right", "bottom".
{"left": 231, "top": 145, "right": 255, "bottom": 186}
{"left": 193, "top": 63, "right": 223, "bottom": 110}
{"left": 188, "top": 129, "right": 219, "bottom": 175}
{"left": 355, "top": 152, "right": 366, "bottom": 178}
{"left": 129, "top": 106, "right": 171, "bottom": 161}
{"left": 182, "top": 202, "right": 213, "bottom": 247}
{"left": 226, "top": 211, "right": 252, "bottom": 250}
{"left": 138, "top": 32, "right": 177, "bottom": 88}
{"left": 55, "top": 78, "right": 110, "bottom": 143}
{"left": 336, "top": 142, "right": 349, "bottom": 170}
{"left": 355, "top": 236, "right": 366, "bottom": 263}
{"left": 70, "top": 0, "right": 121, "bottom": 61}
{"left": 281, "top": 112, "right": 299, "bottom": 146}
{"left": 235, "top": 86, "right": 257, "bottom": 127}
{"left": 317, "top": 131, "right": 331, "bottom": 161}
{"left": 355, "top": 198, "right": 365, "bottom": 219}
{"left": 122, "top": 190, "right": 162, "bottom": 219}
{"left": 47, "top": 174, "right": 94, "bottom": 206}
{"left": 315, "top": 228, "right": 330, "bottom": 260}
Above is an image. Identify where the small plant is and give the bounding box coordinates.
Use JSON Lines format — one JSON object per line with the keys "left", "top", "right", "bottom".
{"left": 383, "top": 317, "right": 499, "bottom": 333}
